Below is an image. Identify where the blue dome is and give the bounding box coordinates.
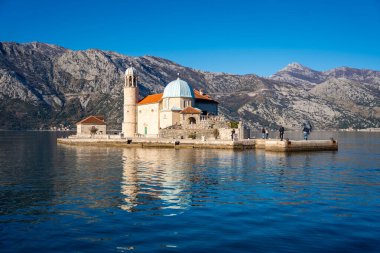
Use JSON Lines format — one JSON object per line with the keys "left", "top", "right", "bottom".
{"left": 162, "top": 78, "right": 194, "bottom": 98}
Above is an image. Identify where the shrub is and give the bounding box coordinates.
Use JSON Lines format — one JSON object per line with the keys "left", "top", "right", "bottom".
{"left": 188, "top": 132, "right": 197, "bottom": 139}
{"left": 229, "top": 121, "right": 239, "bottom": 129}
{"left": 213, "top": 129, "right": 220, "bottom": 139}
{"left": 90, "top": 126, "right": 98, "bottom": 135}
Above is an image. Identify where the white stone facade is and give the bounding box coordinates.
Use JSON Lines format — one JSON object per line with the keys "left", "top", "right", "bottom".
{"left": 137, "top": 103, "right": 160, "bottom": 136}
{"left": 122, "top": 68, "right": 221, "bottom": 138}
{"left": 76, "top": 115, "right": 107, "bottom": 136}
{"left": 122, "top": 67, "right": 138, "bottom": 138}
{"left": 77, "top": 124, "right": 106, "bottom": 135}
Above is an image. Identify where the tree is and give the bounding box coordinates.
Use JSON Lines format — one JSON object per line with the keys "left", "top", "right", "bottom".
{"left": 90, "top": 126, "right": 98, "bottom": 135}
{"left": 188, "top": 132, "right": 197, "bottom": 139}
{"left": 229, "top": 121, "right": 239, "bottom": 129}
{"left": 213, "top": 129, "right": 220, "bottom": 139}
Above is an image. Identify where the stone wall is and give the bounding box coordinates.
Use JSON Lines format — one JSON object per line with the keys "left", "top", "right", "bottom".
{"left": 159, "top": 128, "right": 217, "bottom": 140}
{"left": 179, "top": 115, "right": 230, "bottom": 130}
{"left": 160, "top": 124, "right": 251, "bottom": 141}
{"left": 219, "top": 125, "right": 250, "bottom": 140}
{"left": 218, "top": 128, "right": 236, "bottom": 140}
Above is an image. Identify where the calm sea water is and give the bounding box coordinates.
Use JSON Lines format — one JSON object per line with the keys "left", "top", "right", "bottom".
{"left": 0, "top": 131, "right": 380, "bottom": 253}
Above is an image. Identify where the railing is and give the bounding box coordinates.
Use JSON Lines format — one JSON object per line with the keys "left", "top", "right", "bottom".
{"left": 200, "top": 115, "right": 225, "bottom": 122}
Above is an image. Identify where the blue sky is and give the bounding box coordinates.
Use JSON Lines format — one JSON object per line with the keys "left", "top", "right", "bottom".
{"left": 1, "top": 0, "right": 380, "bottom": 76}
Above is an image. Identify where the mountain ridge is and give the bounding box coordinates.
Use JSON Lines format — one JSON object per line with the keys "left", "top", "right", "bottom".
{"left": 0, "top": 41, "right": 379, "bottom": 130}
{"left": 271, "top": 61, "right": 380, "bottom": 86}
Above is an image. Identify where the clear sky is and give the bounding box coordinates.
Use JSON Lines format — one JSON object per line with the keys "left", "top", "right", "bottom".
{"left": 1, "top": 0, "right": 380, "bottom": 76}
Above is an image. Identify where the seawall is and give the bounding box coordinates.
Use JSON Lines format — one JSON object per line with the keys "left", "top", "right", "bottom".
{"left": 57, "top": 136, "right": 338, "bottom": 152}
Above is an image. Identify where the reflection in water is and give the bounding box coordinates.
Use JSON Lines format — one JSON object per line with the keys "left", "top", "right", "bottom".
{"left": 120, "top": 149, "right": 139, "bottom": 211}
{"left": 1, "top": 131, "right": 380, "bottom": 252}
{"left": 119, "top": 147, "right": 348, "bottom": 214}
{"left": 120, "top": 149, "right": 195, "bottom": 213}
{"left": 119, "top": 148, "right": 246, "bottom": 213}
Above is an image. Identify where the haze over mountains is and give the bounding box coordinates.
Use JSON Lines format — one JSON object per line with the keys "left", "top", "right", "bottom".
{"left": 0, "top": 42, "right": 379, "bottom": 130}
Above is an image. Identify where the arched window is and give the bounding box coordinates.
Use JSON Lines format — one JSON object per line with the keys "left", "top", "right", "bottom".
{"left": 188, "top": 117, "right": 196, "bottom": 124}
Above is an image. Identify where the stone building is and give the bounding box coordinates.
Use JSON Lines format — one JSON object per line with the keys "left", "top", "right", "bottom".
{"left": 76, "top": 116, "right": 107, "bottom": 135}
{"left": 75, "top": 67, "right": 250, "bottom": 140}
{"left": 74, "top": 67, "right": 250, "bottom": 139}
{"left": 122, "top": 67, "right": 222, "bottom": 138}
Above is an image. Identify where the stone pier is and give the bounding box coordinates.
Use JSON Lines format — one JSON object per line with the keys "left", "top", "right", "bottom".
{"left": 57, "top": 136, "right": 338, "bottom": 152}
{"left": 257, "top": 139, "right": 338, "bottom": 152}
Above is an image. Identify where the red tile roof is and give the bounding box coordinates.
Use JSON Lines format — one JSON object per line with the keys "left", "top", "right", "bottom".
{"left": 76, "top": 116, "right": 106, "bottom": 125}
{"left": 194, "top": 89, "right": 218, "bottom": 103}
{"left": 138, "top": 93, "right": 163, "bottom": 105}
{"left": 180, "top": 106, "right": 202, "bottom": 114}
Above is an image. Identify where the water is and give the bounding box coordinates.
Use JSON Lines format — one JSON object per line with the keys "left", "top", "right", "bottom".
{"left": 0, "top": 131, "right": 380, "bottom": 252}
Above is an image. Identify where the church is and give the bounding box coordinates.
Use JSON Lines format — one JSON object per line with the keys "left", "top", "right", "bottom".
{"left": 122, "top": 67, "right": 219, "bottom": 138}
{"left": 75, "top": 66, "right": 249, "bottom": 140}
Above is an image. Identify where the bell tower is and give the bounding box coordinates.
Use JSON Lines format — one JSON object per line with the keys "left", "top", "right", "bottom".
{"left": 122, "top": 67, "right": 138, "bottom": 137}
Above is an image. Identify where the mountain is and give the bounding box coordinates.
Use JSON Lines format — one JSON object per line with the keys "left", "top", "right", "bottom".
{"left": 0, "top": 42, "right": 379, "bottom": 130}
{"left": 270, "top": 62, "right": 326, "bottom": 86}
{"left": 270, "top": 62, "right": 380, "bottom": 87}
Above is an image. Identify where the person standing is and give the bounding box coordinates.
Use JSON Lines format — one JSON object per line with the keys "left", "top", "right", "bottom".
{"left": 279, "top": 125, "right": 285, "bottom": 141}
{"left": 303, "top": 125, "right": 310, "bottom": 140}
{"left": 231, "top": 129, "right": 236, "bottom": 140}
{"left": 261, "top": 128, "right": 265, "bottom": 139}
{"left": 265, "top": 128, "right": 269, "bottom": 139}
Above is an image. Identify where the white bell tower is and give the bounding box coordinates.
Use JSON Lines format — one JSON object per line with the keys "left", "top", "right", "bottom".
{"left": 122, "top": 67, "right": 138, "bottom": 137}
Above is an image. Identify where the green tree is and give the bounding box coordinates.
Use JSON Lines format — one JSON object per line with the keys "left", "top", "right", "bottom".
{"left": 229, "top": 121, "right": 239, "bottom": 129}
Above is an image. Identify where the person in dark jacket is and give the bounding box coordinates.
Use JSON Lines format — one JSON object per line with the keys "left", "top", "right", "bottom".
{"left": 279, "top": 125, "right": 285, "bottom": 141}
{"left": 261, "top": 128, "right": 266, "bottom": 139}
{"left": 303, "top": 125, "right": 310, "bottom": 140}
